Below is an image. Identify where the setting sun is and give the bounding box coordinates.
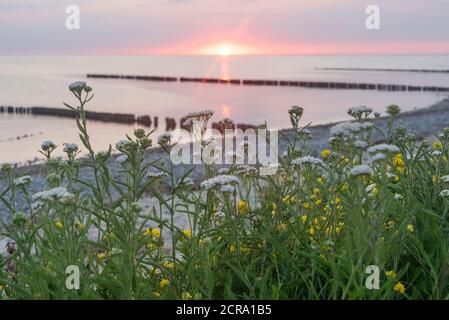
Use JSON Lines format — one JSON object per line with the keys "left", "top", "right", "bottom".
{"left": 219, "top": 46, "right": 231, "bottom": 56}
{"left": 193, "top": 42, "right": 257, "bottom": 56}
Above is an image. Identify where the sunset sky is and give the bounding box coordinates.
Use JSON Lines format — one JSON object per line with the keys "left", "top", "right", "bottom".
{"left": 1, "top": 0, "right": 449, "bottom": 55}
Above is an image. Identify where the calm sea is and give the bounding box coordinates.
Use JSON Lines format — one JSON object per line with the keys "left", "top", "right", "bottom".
{"left": 1, "top": 54, "right": 448, "bottom": 163}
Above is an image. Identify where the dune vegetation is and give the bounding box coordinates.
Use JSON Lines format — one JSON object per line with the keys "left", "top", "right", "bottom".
{"left": 1, "top": 82, "right": 449, "bottom": 300}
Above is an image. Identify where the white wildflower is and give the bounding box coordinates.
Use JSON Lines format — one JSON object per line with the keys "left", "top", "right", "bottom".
{"left": 63, "top": 143, "right": 79, "bottom": 154}
{"left": 158, "top": 133, "right": 172, "bottom": 145}
{"left": 367, "top": 144, "right": 400, "bottom": 154}
{"left": 178, "top": 177, "right": 194, "bottom": 187}
{"left": 220, "top": 185, "right": 235, "bottom": 193}
{"left": 347, "top": 106, "right": 373, "bottom": 118}
{"left": 215, "top": 211, "right": 225, "bottom": 219}
{"left": 349, "top": 164, "right": 373, "bottom": 176}
{"left": 115, "top": 139, "right": 132, "bottom": 151}
{"left": 147, "top": 171, "right": 168, "bottom": 179}
{"left": 217, "top": 167, "right": 230, "bottom": 175}
{"left": 370, "top": 153, "right": 387, "bottom": 162}
{"left": 41, "top": 140, "right": 56, "bottom": 151}
{"left": 69, "top": 81, "right": 87, "bottom": 93}
{"left": 32, "top": 187, "right": 74, "bottom": 202}
{"left": 233, "top": 165, "right": 258, "bottom": 176}
{"left": 330, "top": 121, "right": 362, "bottom": 137}
{"left": 14, "top": 175, "right": 32, "bottom": 187}
{"left": 354, "top": 140, "right": 368, "bottom": 149}
{"left": 393, "top": 193, "right": 403, "bottom": 201}
{"left": 441, "top": 175, "right": 449, "bottom": 183}
{"left": 291, "top": 156, "right": 324, "bottom": 167}
{"left": 440, "top": 190, "right": 449, "bottom": 198}
{"left": 365, "top": 184, "right": 376, "bottom": 193}
{"left": 200, "top": 175, "right": 239, "bottom": 191}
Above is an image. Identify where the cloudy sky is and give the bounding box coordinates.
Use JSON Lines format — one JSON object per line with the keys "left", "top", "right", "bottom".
{"left": 1, "top": 0, "right": 448, "bottom": 55}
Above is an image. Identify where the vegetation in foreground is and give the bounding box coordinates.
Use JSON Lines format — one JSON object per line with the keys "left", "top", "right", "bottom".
{"left": 2, "top": 82, "right": 449, "bottom": 300}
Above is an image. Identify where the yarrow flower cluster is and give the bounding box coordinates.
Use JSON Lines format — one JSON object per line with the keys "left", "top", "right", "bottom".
{"left": 63, "top": 143, "right": 79, "bottom": 154}
{"left": 354, "top": 140, "right": 368, "bottom": 149}
{"left": 439, "top": 189, "right": 449, "bottom": 198}
{"left": 347, "top": 106, "right": 373, "bottom": 119}
{"left": 200, "top": 175, "right": 239, "bottom": 191}
{"left": 291, "top": 156, "right": 324, "bottom": 167}
{"left": 41, "top": 140, "right": 56, "bottom": 152}
{"left": 14, "top": 176, "right": 32, "bottom": 188}
{"left": 147, "top": 171, "right": 168, "bottom": 179}
{"left": 115, "top": 139, "right": 132, "bottom": 152}
{"left": 68, "top": 81, "right": 92, "bottom": 95}
{"left": 181, "top": 110, "right": 214, "bottom": 130}
{"left": 158, "top": 133, "right": 172, "bottom": 146}
{"left": 232, "top": 165, "right": 258, "bottom": 176}
{"left": 32, "top": 187, "right": 74, "bottom": 203}
{"left": 394, "top": 193, "right": 404, "bottom": 201}
{"left": 349, "top": 164, "right": 373, "bottom": 176}
{"left": 367, "top": 144, "right": 400, "bottom": 154}
{"left": 330, "top": 122, "right": 363, "bottom": 137}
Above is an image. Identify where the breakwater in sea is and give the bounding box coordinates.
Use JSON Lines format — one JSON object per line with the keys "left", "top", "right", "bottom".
{"left": 316, "top": 67, "right": 449, "bottom": 74}
{"left": 0, "top": 106, "right": 255, "bottom": 131}
{"left": 86, "top": 73, "right": 449, "bottom": 92}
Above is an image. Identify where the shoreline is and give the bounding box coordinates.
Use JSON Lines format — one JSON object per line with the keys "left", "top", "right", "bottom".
{"left": 1, "top": 97, "right": 449, "bottom": 222}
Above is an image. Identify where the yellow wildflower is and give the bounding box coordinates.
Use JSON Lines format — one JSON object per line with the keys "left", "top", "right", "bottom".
{"left": 271, "top": 202, "right": 277, "bottom": 216}
{"left": 241, "top": 245, "right": 251, "bottom": 254}
{"left": 153, "top": 291, "right": 161, "bottom": 297}
{"left": 335, "top": 197, "right": 342, "bottom": 206}
{"left": 237, "top": 200, "right": 249, "bottom": 214}
{"left": 393, "top": 282, "right": 405, "bottom": 294}
{"left": 181, "top": 292, "right": 193, "bottom": 300}
{"left": 303, "top": 202, "right": 310, "bottom": 209}
{"left": 340, "top": 182, "right": 349, "bottom": 192}
{"left": 386, "top": 270, "right": 397, "bottom": 279}
{"left": 300, "top": 215, "right": 308, "bottom": 223}
{"left": 151, "top": 228, "right": 161, "bottom": 239}
{"left": 160, "top": 278, "right": 170, "bottom": 288}
{"left": 308, "top": 227, "right": 315, "bottom": 236}
{"left": 393, "top": 154, "right": 405, "bottom": 173}
{"left": 406, "top": 224, "right": 414, "bottom": 233}
{"left": 182, "top": 229, "right": 192, "bottom": 238}
{"left": 229, "top": 244, "right": 236, "bottom": 253}
{"left": 321, "top": 149, "right": 331, "bottom": 159}
{"left": 433, "top": 141, "right": 443, "bottom": 150}
{"left": 142, "top": 227, "right": 152, "bottom": 237}
{"left": 317, "top": 176, "right": 325, "bottom": 184}
{"left": 277, "top": 223, "right": 287, "bottom": 232}
{"left": 55, "top": 220, "right": 63, "bottom": 230}
{"left": 385, "top": 220, "right": 395, "bottom": 229}
{"left": 315, "top": 199, "right": 322, "bottom": 207}
{"left": 97, "top": 252, "right": 107, "bottom": 261}
{"left": 163, "top": 261, "right": 174, "bottom": 269}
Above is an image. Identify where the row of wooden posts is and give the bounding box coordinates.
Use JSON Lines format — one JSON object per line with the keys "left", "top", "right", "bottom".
{"left": 86, "top": 73, "right": 449, "bottom": 92}
{"left": 0, "top": 106, "right": 255, "bottom": 132}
